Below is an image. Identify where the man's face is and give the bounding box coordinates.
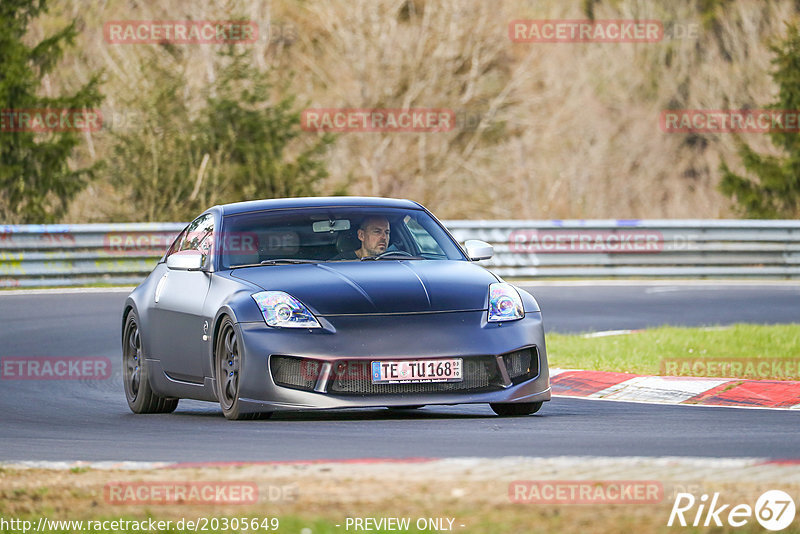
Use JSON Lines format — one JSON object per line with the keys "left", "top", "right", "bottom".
{"left": 358, "top": 218, "right": 390, "bottom": 257}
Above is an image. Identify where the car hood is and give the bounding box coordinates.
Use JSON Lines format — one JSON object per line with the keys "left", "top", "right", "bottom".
{"left": 231, "top": 260, "right": 497, "bottom": 315}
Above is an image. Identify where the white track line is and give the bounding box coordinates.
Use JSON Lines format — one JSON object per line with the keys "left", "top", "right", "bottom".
{"left": 0, "top": 456, "right": 777, "bottom": 472}
{"left": 0, "top": 287, "right": 135, "bottom": 296}
{"left": 516, "top": 280, "right": 800, "bottom": 287}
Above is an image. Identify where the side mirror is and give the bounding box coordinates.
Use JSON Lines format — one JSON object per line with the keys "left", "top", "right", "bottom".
{"left": 464, "top": 239, "right": 493, "bottom": 261}
{"left": 166, "top": 251, "right": 204, "bottom": 270}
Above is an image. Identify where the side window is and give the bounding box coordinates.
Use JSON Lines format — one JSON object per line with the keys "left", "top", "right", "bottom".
{"left": 165, "top": 228, "right": 187, "bottom": 258}
{"left": 404, "top": 215, "right": 445, "bottom": 256}
{"left": 165, "top": 214, "right": 215, "bottom": 264}
{"left": 180, "top": 214, "right": 215, "bottom": 257}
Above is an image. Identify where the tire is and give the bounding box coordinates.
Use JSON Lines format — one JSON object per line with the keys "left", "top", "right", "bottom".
{"left": 490, "top": 401, "right": 543, "bottom": 416}
{"left": 122, "top": 311, "right": 178, "bottom": 414}
{"left": 214, "top": 317, "right": 272, "bottom": 421}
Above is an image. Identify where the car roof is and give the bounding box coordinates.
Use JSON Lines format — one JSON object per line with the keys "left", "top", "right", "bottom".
{"left": 217, "top": 196, "right": 424, "bottom": 216}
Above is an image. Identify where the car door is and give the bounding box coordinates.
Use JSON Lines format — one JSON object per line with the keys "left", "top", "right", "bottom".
{"left": 150, "top": 213, "right": 214, "bottom": 382}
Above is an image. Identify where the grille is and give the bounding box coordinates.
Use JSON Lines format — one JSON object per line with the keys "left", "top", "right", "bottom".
{"left": 270, "top": 350, "right": 538, "bottom": 395}
{"left": 327, "top": 356, "right": 503, "bottom": 395}
{"left": 503, "top": 347, "right": 539, "bottom": 384}
{"left": 270, "top": 356, "right": 318, "bottom": 391}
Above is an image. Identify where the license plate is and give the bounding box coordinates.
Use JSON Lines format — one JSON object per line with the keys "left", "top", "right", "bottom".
{"left": 371, "top": 358, "right": 463, "bottom": 384}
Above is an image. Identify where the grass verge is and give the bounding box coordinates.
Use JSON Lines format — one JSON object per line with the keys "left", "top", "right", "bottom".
{"left": 546, "top": 324, "right": 800, "bottom": 378}
{"left": 2, "top": 462, "right": 798, "bottom": 534}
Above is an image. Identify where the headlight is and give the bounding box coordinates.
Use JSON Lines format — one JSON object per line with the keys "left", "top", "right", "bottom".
{"left": 252, "top": 291, "right": 321, "bottom": 328}
{"left": 488, "top": 283, "right": 524, "bottom": 322}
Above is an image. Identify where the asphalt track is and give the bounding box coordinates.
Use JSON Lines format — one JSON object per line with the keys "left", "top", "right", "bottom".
{"left": 0, "top": 283, "right": 798, "bottom": 462}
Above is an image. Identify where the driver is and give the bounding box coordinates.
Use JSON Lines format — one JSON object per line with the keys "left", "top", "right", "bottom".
{"left": 336, "top": 216, "right": 390, "bottom": 259}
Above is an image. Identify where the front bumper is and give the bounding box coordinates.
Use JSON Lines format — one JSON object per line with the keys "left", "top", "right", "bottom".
{"left": 234, "top": 310, "right": 550, "bottom": 413}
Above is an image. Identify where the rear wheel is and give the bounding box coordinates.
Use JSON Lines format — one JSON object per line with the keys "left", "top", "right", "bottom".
{"left": 122, "top": 312, "right": 178, "bottom": 414}
{"left": 490, "top": 402, "right": 543, "bottom": 416}
{"left": 215, "top": 318, "right": 271, "bottom": 420}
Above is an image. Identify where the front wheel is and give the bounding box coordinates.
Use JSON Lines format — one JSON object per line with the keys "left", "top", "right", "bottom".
{"left": 490, "top": 402, "right": 543, "bottom": 416}
{"left": 214, "top": 318, "right": 271, "bottom": 420}
{"left": 122, "top": 312, "right": 178, "bottom": 414}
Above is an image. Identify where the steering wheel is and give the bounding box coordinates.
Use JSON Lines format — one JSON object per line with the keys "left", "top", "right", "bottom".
{"left": 376, "top": 250, "right": 413, "bottom": 258}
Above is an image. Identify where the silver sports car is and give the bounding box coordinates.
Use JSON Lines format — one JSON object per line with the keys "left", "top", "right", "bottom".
{"left": 122, "top": 197, "right": 550, "bottom": 419}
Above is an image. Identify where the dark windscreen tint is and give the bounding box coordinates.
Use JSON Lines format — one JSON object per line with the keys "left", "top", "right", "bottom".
{"left": 218, "top": 207, "right": 465, "bottom": 268}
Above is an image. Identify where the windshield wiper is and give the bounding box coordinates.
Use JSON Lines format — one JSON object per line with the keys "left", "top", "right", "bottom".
{"left": 360, "top": 253, "right": 423, "bottom": 261}
{"left": 229, "top": 263, "right": 262, "bottom": 269}
{"left": 260, "top": 259, "right": 319, "bottom": 265}
{"left": 230, "top": 259, "right": 317, "bottom": 269}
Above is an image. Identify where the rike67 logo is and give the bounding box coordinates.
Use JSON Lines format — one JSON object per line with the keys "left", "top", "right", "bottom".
{"left": 668, "top": 490, "right": 796, "bottom": 531}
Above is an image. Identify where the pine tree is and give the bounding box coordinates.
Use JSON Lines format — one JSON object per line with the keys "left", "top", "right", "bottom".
{"left": 110, "top": 45, "right": 333, "bottom": 222}
{"left": 719, "top": 24, "right": 800, "bottom": 218}
{"left": 0, "top": 0, "right": 103, "bottom": 223}
{"left": 197, "top": 47, "right": 334, "bottom": 204}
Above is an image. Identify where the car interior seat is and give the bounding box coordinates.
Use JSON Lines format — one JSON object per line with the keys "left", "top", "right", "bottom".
{"left": 336, "top": 229, "right": 361, "bottom": 256}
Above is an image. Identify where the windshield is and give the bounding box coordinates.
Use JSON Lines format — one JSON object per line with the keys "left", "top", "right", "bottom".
{"left": 217, "top": 207, "right": 466, "bottom": 269}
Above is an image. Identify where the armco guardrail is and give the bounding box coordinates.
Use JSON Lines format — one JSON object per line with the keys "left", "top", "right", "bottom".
{"left": 0, "top": 223, "right": 185, "bottom": 287}
{"left": 1, "top": 220, "right": 799, "bottom": 287}
{"left": 446, "top": 219, "right": 800, "bottom": 278}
